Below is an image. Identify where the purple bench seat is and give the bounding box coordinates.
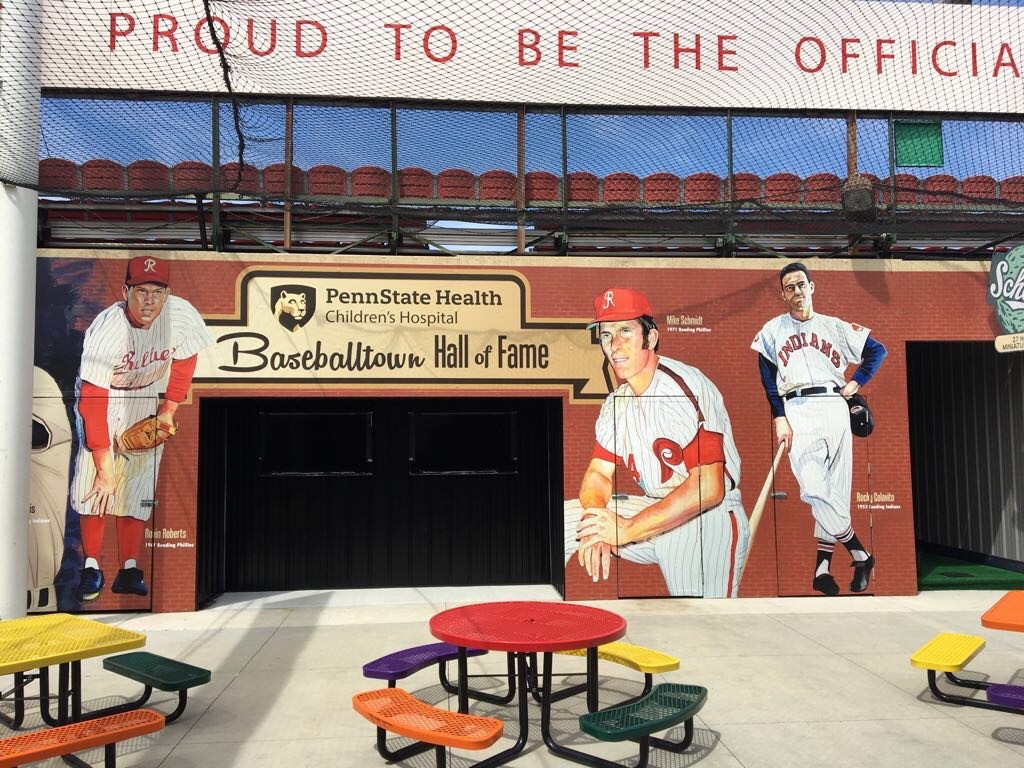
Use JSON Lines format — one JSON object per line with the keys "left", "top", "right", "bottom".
{"left": 363, "top": 642, "right": 487, "bottom": 684}
{"left": 364, "top": 641, "right": 516, "bottom": 710}
{"left": 986, "top": 683, "right": 1024, "bottom": 709}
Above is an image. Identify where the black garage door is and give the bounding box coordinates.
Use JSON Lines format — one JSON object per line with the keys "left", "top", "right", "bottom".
{"left": 197, "top": 397, "right": 562, "bottom": 602}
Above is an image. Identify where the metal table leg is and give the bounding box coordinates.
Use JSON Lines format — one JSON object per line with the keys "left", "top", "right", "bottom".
{"left": 463, "top": 651, "right": 532, "bottom": 768}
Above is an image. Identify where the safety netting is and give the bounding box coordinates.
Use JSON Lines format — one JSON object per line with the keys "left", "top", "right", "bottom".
{"left": 3, "top": 0, "right": 1024, "bottom": 253}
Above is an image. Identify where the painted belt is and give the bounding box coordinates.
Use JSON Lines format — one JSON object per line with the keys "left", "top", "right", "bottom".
{"left": 784, "top": 385, "right": 840, "bottom": 400}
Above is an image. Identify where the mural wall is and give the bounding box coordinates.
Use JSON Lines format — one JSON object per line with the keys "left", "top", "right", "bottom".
{"left": 30, "top": 250, "right": 1003, "bottom": 612}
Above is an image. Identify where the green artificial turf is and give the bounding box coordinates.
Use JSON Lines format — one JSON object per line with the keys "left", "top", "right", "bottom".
{"left": 918, "top": 552, "right": 1024, "bottom": 591}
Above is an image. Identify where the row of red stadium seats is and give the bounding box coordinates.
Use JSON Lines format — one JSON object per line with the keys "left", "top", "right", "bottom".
{"left": 38, "top": 158, "right": 1024, "bottom": 206}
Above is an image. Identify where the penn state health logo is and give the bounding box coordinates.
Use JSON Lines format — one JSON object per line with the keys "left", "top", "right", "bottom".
{"left": 271, "top": 284, "right": 315, "bottom": 332}
{"left": 988, "top": 246, "right": 1024, "bottom": 335}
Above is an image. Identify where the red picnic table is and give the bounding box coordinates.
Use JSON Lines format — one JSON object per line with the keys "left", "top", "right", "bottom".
{"left": 430, "top": 600, "right": 627, "bottom": 767}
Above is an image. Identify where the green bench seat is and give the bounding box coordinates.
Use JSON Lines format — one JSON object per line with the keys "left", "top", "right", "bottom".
{"left": 581, "top": 682, "right": 706, "bottom": 743}
{"left": 546, "top": 682, "right": 707, "bottom": 768}
{"left": 103, "top": 652, "right": 210, "bottom": 723}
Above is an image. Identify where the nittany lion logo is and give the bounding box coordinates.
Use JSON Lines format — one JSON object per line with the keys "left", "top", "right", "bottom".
{"left": 271, "top": 284, "right": 315, "bottom": 332}
{"left": 988, "top": 246, "right": 1024, "bottom": 335}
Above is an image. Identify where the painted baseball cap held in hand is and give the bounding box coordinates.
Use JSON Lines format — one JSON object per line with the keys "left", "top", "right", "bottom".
{"left": 125, "top": 256, "right": 170, "bottom": 287}
{"left": 848, "top": 393, "right": 875, "bottom": 438}
{"left": 588, "top": 287, "right": 654, "bottom": 328}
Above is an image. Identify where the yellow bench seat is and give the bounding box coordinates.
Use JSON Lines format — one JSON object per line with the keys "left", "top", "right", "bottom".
{"left": 552, "top": 641, "right": 680, "bottom": 710}
{"left": 556, "top": 642, "right": 680, "bottom": 674}
{"left": 910, "top": 632, "right": 986, "bottom": 673}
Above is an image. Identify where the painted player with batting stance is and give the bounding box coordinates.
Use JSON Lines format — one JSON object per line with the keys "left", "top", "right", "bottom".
{"left": 71, "top": 256, "right": 212, "bottom": 600}
{"left": 752, "top": 262, "right": 887, "bottom": 595}
{"left": 566, "top": 288, "right": 749, "bottom": 597}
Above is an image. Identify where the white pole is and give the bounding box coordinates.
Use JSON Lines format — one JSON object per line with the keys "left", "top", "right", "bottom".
{"left": 0, "top": 1, "right": 43, "bottom": 620}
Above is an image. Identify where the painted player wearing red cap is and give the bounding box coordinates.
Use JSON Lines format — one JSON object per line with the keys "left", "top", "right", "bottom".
{"left": 567, "top": 288, "right": 749, "bottom": 597}
{"left": 752, "top": 262, "right": 887, "bottom": 595}
{"left": 70, "top": 256, "right": 212, "bottom": 600}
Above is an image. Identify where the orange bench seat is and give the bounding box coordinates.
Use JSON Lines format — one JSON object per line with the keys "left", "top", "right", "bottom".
{"left": 0, "top": 709, "right": 164, "bottom": 768}
{"left": 352, "top": 687, "right": 502, "bottom": 764}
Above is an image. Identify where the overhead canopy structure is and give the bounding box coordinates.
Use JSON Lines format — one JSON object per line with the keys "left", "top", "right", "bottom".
{"left": 3, "top": 0, "right": 1024, "bottom": 258}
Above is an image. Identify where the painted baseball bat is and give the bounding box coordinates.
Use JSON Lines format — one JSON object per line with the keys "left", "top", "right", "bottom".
{"left": 748, "top": 442, "right": 786, "bottom": 542}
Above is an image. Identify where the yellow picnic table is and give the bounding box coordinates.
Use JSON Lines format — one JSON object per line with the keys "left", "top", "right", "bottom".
{"left": 0, "top": 613, "right": 145, "bottom": 729}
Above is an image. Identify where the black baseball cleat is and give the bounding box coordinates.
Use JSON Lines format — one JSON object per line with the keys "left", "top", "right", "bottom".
{"left": 112, "top": 567, "right": 149, "bottom": 596}
{"left": 812, "top": 573, "right": 840, "bottom": 596}
{"left": 77, "top": 567, "right": 105, "bottom": 601}
{"left": 850, "top": 555, "right": 875, "bottom": 593}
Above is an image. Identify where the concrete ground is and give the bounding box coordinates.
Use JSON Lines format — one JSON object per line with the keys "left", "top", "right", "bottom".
{"left": 5, "top": 587, "right": 1024, "bottom": 767}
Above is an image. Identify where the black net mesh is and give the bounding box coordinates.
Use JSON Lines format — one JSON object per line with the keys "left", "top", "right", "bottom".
{"left": 5, "top": 0, "right": 1024, "bottom": 254}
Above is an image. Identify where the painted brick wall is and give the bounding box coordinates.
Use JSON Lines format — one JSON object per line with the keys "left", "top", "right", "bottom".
{"left": 38, "top": 252, "right": 995, "bottom": 611}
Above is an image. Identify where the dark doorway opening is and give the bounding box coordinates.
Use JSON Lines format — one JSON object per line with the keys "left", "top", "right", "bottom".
{"left": 197, "top": 397, "right": 563, "bottom": 604}
{"left": 907, "top": 341, "right": 1024, "bottom": 584}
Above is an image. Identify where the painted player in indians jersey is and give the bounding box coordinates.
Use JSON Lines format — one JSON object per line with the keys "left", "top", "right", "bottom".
{"left": 566, "top": 288, "right": 749, "bottom": 597}
{"left": 752, "top": 262, "right": 887, "bottom": 595}
{"left": 70, "top": 256, "right": 212, "bottom": 601}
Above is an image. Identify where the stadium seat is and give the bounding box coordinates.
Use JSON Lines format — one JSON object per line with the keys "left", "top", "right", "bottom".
{"left": 804, "top": 172, "right": 841, "bottom": 204}
{"left": 127, "top": 160, "right": 170, "bottom": 194}
{"left": 858, "top": 172, "right": 883, "bottom": 189}
{"left": 172, "top": 161, "right": 213, "bottom": 193}
{"left": 731, "top": 172, "right": 762, "bottom": 204}
{"left": 884, "top": 173, "right": 921, "bottom": 205}
{"left": 961, "top": 174, "right": 996, "bottom": 202}
{"left": 525, "top": 171, "right": 559, "bottom": 202}
{"left": 922, "top": 174, "right": 959, "bottom": 205}
{"left": 764, "top": 172, "right": 801, "bottom": 203}
{"left": 479, "top": 169, "right": 516, "bottom": 201}
{"left": 999, "top": 176, "right": 1024, "bottom": 204}
{"left": 398, "top": 167, "right": 434, "bottom": 198}
{"left": 219, "top": 162, "right": 260, "bottom": 195}
{"left": 568, "top": 172, "right": 600, "bottom": 202}
{"left": 643, "top": 172, "right": 681, "bottom": 204}
{"left": 306, "top": 164, "right": 348, "bottom": 196}
{"left": 437, "top": 168, "right": 476, "bottom": 199}
{"left": 38, "top": 158, "right": 79, "bottom": 191}
{"left": 603, "top": 172, "right": 641, "bottom": 203}
{"left": 81, "top": 159, "right": 126, "bottom": 192}
{"left": 263, "top": 163, "right": 305, "bottom": 197}
{"left": 683, "top": 172, "right": 722, "bottom": 204}
{"left": 350, "top": 165, "right": 391, "bottom": 198}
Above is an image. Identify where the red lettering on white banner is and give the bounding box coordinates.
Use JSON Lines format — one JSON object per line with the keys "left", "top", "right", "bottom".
{"left": 194, "top": 16, "right": 229, "bottom": 54}
{"left": 384, "top": 23, "right": 412, "bottom": 59}
{"left": 518, "top": 28, "right": 541, "bottom": 66}
{"left": 248, "top": 19, "right": 277, "bottom": 56}
{"left": 152, "top": 14, "right": 177, "bottom": 52}
{"left": 108, "top": 12, "right": 135, "bottom": 50}
{"left": 423, "top": 25, "right": 456, "bottom": 63}
{"left": 296, "top": 20, "right": 327, "bottom": 58}
{"left": 87, "top": 4, "right": 1024, "bottom": 109}
{"left": 558, "top": 31, "right": 578, "bottom": 68}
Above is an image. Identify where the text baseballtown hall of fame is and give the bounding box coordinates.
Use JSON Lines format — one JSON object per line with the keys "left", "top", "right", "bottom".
{"left": 194, "top": 271, "right": 604, "bottom": 395}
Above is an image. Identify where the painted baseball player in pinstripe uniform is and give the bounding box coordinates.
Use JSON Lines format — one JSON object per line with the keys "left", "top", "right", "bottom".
{"left": 29, "top": 366, "right": 73, "bottom": 613}
{"left": 752, "top": 262, "right": 887, "bottom": 595}
{"left": 566, "top": 288, "right": 749, "bottom": 597}
{"left": 71, "top": 256, "right": 212, "bottom": 600}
